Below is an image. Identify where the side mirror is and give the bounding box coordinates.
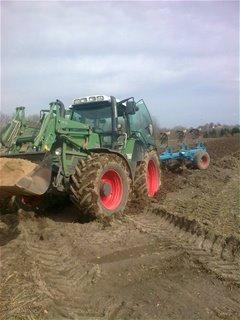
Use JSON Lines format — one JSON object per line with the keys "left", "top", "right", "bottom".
{"left": 126, "top": 101, "right": 136, "bottom": 115}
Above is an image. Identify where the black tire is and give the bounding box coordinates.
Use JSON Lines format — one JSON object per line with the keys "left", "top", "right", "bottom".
{"left": 69, "top": 153, "right": 131, "bottom": 219}
{"left": 194, "top": 151, "right": 210, "bottom": 170}
{"left": 134, "top": 150, "right": 161, "bottom": 201}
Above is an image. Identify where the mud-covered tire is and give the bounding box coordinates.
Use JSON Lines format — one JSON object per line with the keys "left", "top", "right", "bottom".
{"left": 194, "top": 151, "right": 210, "bottom": 170}
{"left": 69, "top": 153, "right": 131, "bottom": 219}
{"left": 134, "top": 150, "right": 161, "bottom": 201}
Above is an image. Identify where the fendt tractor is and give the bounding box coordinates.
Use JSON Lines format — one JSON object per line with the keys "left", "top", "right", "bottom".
{"left": 0, "top": 95, "right": 161, "bottom": 218}
{"left": 0, "top": 95, "right": 210, "bottom": 218}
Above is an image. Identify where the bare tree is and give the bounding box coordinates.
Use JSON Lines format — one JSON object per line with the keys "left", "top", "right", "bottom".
{"left": 26, "top": 114, "right": 40, "bottom": 127}
{"left": 0, "top": 113, "right": 11, "bottom": 132}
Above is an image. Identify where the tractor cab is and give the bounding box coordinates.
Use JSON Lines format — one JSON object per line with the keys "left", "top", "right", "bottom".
{"left": 71, "top": 95, "right": 155, "bottom": 149}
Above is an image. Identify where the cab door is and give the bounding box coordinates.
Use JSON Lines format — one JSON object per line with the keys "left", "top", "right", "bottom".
{"left": 129, "top": 99, "right": 155, "bottom": 146}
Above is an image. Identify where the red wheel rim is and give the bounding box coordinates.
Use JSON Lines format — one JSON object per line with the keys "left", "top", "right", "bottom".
{"left": 201, "top": 155, "right": 209, "bottom": 168}
{"left": 100, "top": 170, "right": 123, "bottom": 210}
{"left": 147, "top": 159, "right": 160, "bottom": 197}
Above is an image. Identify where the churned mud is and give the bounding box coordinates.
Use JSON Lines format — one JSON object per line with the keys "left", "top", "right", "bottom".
{"left": 0, "top": 136, "right": 240, "bottom": 320}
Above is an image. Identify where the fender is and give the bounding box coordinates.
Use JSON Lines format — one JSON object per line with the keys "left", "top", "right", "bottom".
{"left": 131, "top": 140, "right": 147, "bottom": 163}
{"left": 88, "top": 148, "right": 134, "bottom": 179}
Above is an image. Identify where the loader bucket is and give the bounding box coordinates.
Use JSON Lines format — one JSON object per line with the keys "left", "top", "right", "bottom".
{"left": 16, "top": 163, "right": 52, "bottom": 196}
{"left": 0, "top": 153, "right": 52, "bottom": 197}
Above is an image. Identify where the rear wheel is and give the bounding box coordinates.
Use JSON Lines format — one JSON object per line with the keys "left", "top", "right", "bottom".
{"left": 134, "top": 150, "right": 161, "bottom": 201}
{"left": 70, "top": 154, "right": 131, "bottom": 219}
{"left": 194, "top": 151, "right": 210, "bottom": 170}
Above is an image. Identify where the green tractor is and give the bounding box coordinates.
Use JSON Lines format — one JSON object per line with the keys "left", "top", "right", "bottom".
{"left": 0, "top": 95, "right": 161, "bottom": 218}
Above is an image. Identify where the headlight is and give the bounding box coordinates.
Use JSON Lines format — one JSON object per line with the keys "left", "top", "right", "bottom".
{"left": 73, "top": 98, "right": 87, "bottom": 104}
{"left": 55, "top": 148, "right": 62, "bottom": 156}
{"left": 72, "top": 95, "right": 111, "bottom": 105}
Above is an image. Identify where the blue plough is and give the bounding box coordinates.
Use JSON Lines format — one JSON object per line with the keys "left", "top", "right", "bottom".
{"left": 160, "top": 142, "right": 206, "bottom": 162}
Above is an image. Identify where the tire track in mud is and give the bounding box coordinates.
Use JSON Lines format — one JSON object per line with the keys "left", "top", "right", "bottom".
{"left": 1, "top": 208, "right": 240, "bottom": 320}
{"left": 186, "top": 171, "right": 239, "bottom": 233}
{"left": 129, "top": 205, "right": 240, "bottom": 285}
{"left": 15, "top": 215, "right": 144, "bottom": 319}
{"left": 18, "top": 218, "right": 105, "bottom": 319}
{"left": 0, "top": 237, "right": 44, "bottom": 318}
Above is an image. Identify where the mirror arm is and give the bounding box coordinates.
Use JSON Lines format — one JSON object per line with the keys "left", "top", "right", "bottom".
{"left": 117, "top": 97, "right": 134, "bottom": 105}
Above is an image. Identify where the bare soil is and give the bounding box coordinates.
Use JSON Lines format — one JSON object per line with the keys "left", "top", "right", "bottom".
{"left": 0, "top": 158, "right": 37, "bottom": 198}
{"left": 0, "top": 158, "right": 36, "bottom": 186}
{"left": 0, "top": 136, "right": 240, "bottom": 320}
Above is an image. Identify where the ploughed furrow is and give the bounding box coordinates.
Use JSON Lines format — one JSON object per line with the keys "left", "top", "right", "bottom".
{"left": 130, "top": 206, "right": 240, "bottom": 285}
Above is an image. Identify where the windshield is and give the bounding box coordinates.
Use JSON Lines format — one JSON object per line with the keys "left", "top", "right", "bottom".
{"left": 71, "top": 104, "right": 112, "bottom": 133}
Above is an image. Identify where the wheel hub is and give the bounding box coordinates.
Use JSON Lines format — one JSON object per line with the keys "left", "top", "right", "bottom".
{"left": 201, "top": 155, "right": 208, "bottom": 164}
{"left": 100, "top": 183, "right": 112, "bottom": 197}
{"left": 100, "top": 169, "right": 123, "bottom": 210}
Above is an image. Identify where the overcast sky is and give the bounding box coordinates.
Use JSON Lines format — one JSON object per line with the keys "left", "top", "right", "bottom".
{"left": 1, "top": 1, "right": 239, "bottom": 127}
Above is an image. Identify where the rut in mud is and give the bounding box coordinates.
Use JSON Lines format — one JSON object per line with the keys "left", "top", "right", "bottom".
{"left": 0, "top": 135, "right": 240, "bottom": 320}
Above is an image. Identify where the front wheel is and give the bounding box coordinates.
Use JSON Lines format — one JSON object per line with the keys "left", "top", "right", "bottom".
{"left": 134, "top": 150, "right": 161, "bottom": 201}
{"left": 70, "top": 154, "right": 131, "bottom": 219}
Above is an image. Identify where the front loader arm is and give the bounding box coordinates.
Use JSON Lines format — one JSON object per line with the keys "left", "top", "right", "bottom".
{"left": 1, "top": 107, "right": 26, "bottom": 148}
{"left": 33, "top": 100, "right": 65, "bottom": 151}
{"left": 32, "top": 100, "right": 86, "bottom": 152}
{"left": 33, "top": 110, "right": 57, "bottom": 151}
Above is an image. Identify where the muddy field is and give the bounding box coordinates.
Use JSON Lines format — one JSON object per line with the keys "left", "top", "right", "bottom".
{"left": 0, "top": 136, "right": 240, "bottom": 320}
